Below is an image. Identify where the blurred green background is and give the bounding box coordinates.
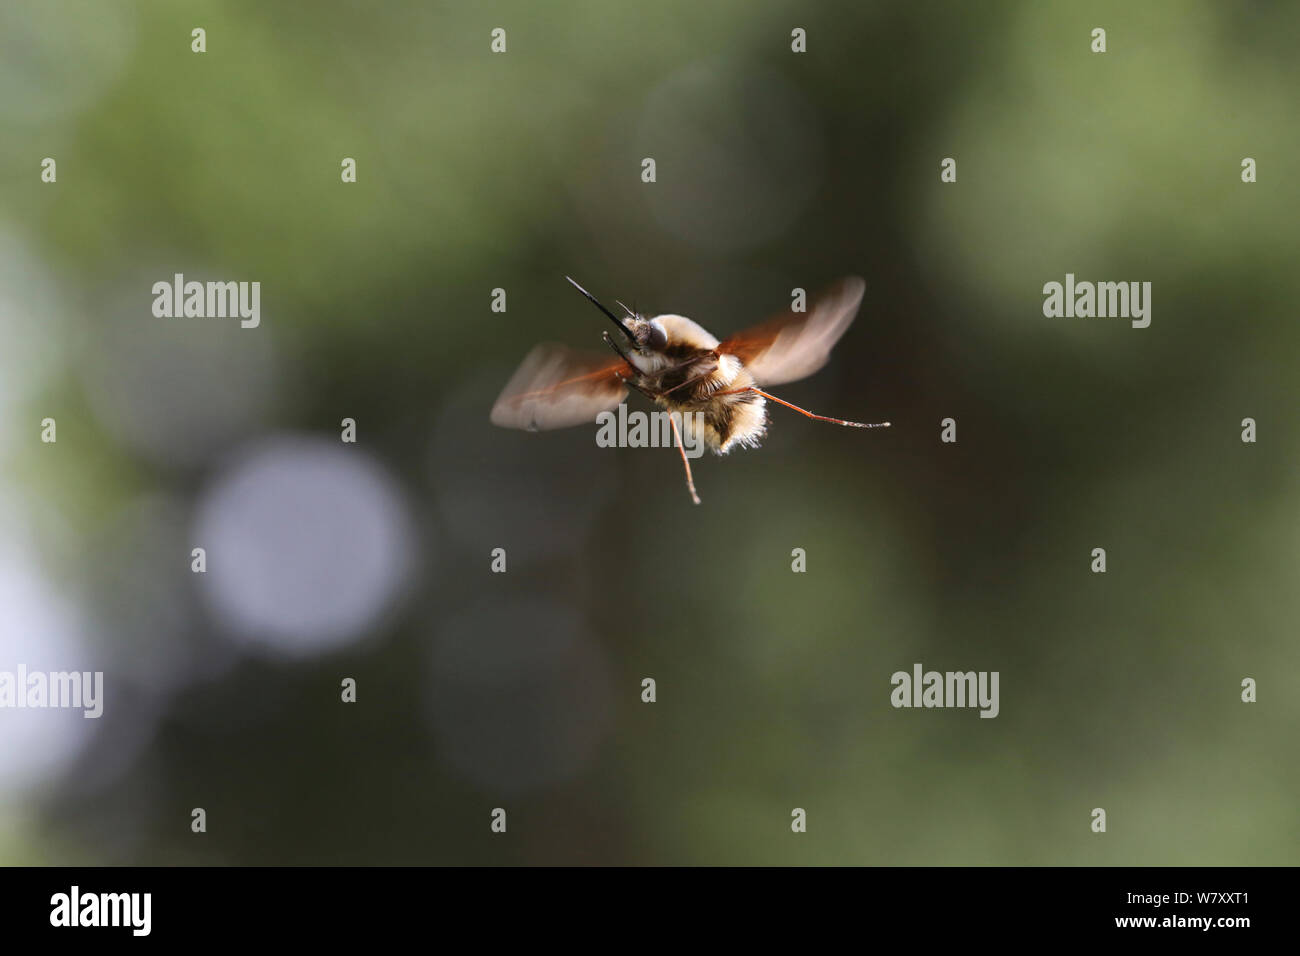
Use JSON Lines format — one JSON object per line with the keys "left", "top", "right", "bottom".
{"left": 1, "top": 0, "right": 1296, "bottom": 865}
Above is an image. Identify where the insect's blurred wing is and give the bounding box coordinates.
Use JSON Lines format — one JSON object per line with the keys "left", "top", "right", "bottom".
{"left": 490, "top": 344, "right": 631, "bottom": 431}
{"left": 718, "top": 276, "right": 866, "bottom": 386}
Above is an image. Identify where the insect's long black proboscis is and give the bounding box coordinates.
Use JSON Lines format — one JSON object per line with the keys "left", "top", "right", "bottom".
{"left": 566, "top": 276, "right": 633, "bottom": 339}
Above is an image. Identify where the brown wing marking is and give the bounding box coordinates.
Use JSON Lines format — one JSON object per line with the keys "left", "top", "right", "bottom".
{"left": 490, "top": 343, "right": 632, "bottom": 431}
{"left": 717, "top": 276, "right": 866, "bottom": 386}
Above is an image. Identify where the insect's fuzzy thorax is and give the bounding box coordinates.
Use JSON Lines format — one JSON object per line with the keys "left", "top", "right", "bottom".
{"left": 619, "top": 313, "right": 769, "bottom": 453}
{"left": 651, "top": 314, "right": 721, "bottom": 350}
{"left": 624, "top": 314, "right": 720, "bottom": 375}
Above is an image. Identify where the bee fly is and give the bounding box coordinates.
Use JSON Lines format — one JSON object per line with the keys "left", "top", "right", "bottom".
{"left": 490, "top": 276, "right": 889, "bottom": 504}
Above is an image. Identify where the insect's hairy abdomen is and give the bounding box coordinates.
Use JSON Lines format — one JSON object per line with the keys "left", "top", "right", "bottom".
{"left": 652, "top": 358, "right": 767, "bottom": 453}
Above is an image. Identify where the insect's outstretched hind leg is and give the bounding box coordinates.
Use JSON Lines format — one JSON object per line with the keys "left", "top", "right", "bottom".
{"left": 720, "top": 387, "right": 889, "bottom": 429}
{"left": 668, "top": 411, "right": 702, "bottom": 505}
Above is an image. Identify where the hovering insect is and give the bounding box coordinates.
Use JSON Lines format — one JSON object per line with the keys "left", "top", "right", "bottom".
{"left": 490, "top": 276, "right": 890, "bottom": 504}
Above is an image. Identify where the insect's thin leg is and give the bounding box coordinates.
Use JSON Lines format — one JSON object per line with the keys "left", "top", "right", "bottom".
{"left": 657, "top": 358, "right": 722, "bottom": 398}
{"left": 719, "top": 387, "right": 890, "bottom": 429}
{"left": 600, "top": 336, "right": 719, "bottom": 402}
{"left": 601, "top": 330, "right": 635, "bottom": 367}
{"left": 602, "top": 332, "right": 645, "bottom": 392}
{"left": 668, "top": 412, "right": 702, "bottom": 505}
{"left": 601, "top": 346, "right": 661, "bottom": 408}
{"left": 602, "top": 338, "right": 707, "bottom": 389}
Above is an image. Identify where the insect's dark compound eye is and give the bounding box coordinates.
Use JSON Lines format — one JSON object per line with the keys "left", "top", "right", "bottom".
{"left": 645, "top": 321, "right": 668, "bottom": 350}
